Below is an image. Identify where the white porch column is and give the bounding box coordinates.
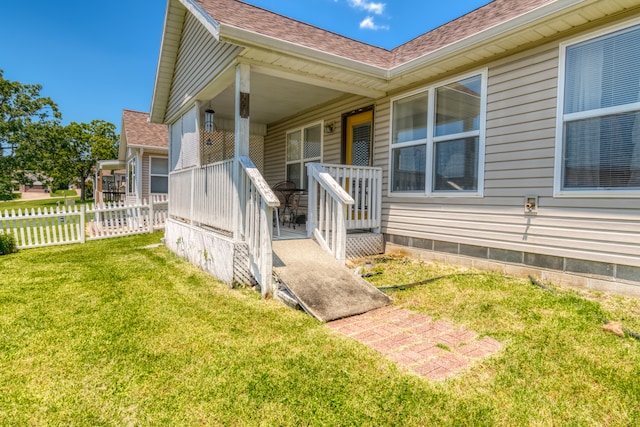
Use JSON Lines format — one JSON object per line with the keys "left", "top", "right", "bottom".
{"left": 235, "top": 63, "right": 250, "bottom": 158}
{"left": 136, "top": 148, "right": 143, "bottom": 204}
{"left": 233, "top": 63, "right": 251, "bottom": 240}
{"left": 94, "top": 168, "right": 99, "bottom": 203}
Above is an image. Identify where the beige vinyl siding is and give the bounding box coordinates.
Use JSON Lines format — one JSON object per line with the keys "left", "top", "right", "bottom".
{"left": 372, "top": 95, "right": 392, "bottom": 225}
{"left": 142, "top": 154, "right": 150, "bottom": 202}
{"left": 380, "top": 40, "right": 640, "bottom": 268}
{"left": 166, "top": 13, "right": 242, "bottom": 121}
{"left": 372, "top": 98, "right": 391, "bottom": 184}
{"left": 140, "top": 150, "right": 168, "bottom": 202}
{"left": 263, "top": 95, "right": 374, "bottom": 186}
{"left": 484, "top": 47, "right": 558, "bottom": 201}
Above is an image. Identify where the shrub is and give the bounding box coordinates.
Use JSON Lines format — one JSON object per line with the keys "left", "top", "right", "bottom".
{"left": 0, "top": 232, "right": 17, "bottom": 255}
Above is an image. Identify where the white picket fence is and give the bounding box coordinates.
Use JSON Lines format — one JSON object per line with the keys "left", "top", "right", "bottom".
{"left": 0, "top": 196, "right": 168, "bottom": 249}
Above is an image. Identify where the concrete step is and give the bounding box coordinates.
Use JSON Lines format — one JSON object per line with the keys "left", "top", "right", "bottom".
{"left": 272, "top": 238, "right": 390, "bottom": 322}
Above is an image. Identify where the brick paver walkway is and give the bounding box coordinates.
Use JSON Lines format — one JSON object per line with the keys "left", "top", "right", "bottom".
{"left": 326, "top": 306, "right": 502, "bottom": 380}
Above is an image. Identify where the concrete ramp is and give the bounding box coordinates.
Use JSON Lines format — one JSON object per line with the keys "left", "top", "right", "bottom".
{"left": 272, "top": 239, "right": 391, "bottom": 322}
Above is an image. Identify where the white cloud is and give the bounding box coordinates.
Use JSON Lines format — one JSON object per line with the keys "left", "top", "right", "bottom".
{"left": 348, "top": 0, "right": 385, "bottom": 15}
{"left": 359, "top": 16, "right": 388, "bottom": 30}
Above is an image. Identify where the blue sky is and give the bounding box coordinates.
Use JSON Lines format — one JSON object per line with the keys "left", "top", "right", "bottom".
{"left": 1, "top": 0, "right": 490, "bottom": 134}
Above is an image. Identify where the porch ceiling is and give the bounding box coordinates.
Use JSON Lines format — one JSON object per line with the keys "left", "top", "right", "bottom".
{"left": 98, "top": 160, "right": 126, "bottom": 171}
{"left": 203, "top": 71, "right": 347, "bottom": 125}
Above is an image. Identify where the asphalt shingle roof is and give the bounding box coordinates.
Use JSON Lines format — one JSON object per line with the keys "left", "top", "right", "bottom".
{"left": 122, "top": 110, "right": 168, "bottom": 149}
{"left": 195, "top": 0, "right": 556, "bottom": 69}
{"left": 392, "top": 0, "right": 555, "bottom": 65}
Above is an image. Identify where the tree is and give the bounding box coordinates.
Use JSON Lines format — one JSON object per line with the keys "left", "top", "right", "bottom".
{"left": 0, "top": 71, "right": 118, "bottom": 202}
{"left": 50, "top": 120, "right": 118, "bottom": 201}
{"left": 0, "top": 69, "right": 60, "bottom": 200}
{"left": 0, "top": 152, "right": 17, "bottom": 200}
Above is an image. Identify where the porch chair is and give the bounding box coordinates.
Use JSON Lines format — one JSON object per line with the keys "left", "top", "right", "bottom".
{"left": 272, "top": 180, "right": 296, "bottom": 235}
{"left": 285, "top": 191, "right": 302, "bottom": 229}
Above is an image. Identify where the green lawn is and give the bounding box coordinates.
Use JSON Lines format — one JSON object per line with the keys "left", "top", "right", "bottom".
{"left": 49, "top": 189, "right": 78, "bottom": 197}
{"left": 0, "top": 196, "right": 86, "bottom": 212}
{"left": 1, "top": 236, "right": 638, "bottom": 425}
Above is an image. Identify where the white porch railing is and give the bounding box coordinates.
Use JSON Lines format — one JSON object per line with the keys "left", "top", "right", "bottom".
{"left": 97, "top": 191, "right": 125, "bottom": 204}
{"left": 238, "top": 156, "right": 280, "bottom": 298}
{"left": 0, "top": 196, "right": 168, "bottom": 249}
{"left": 322, "top": 164, "right": 382, "bottom": 233}
{"left": 168, "top": 160, "right": 235, "bottom": 234}
{"left": 167, "top": 158, "right": 278, "bottom": 296}
{"left": 306, "top": 163, "right": 354, "bottom": 264}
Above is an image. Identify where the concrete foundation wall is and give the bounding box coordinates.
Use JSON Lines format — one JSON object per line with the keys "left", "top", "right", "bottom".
{"left": 165, "top": 218, "right": 235, "bottom": 284}
{"left": 385, "top": 236, "right": 640, "bottom": 298}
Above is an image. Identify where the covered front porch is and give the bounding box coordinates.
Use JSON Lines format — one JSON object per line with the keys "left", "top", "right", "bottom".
{"left": 150, "top": 3, "right": 396, "bottom": 298}
{"left": 163, "top": 60, "right": 386, "bottom": 296}
{"left": 166, "top": 156, "right": 383, "bottom": 297}
{"left": 95, "top": 160, "right": 126, "bottom": 204}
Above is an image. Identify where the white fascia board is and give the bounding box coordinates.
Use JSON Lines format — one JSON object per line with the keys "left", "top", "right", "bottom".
{"left": 219, "top": 24, "right": 389, "bottom": 80}
{"left": 150, "top": 0, "right": 221, "bottom": 124}
{"left": 179, "top": 0, "right": 220, "bottom": 40}
{"left": 150, "top": 0, "right": 179, "bottom": 124}
{"left": 126, "top": 144, "right": 169, "bottom": 153}
{"left": 389, "top": 0, "right": 586, "bottom": 78}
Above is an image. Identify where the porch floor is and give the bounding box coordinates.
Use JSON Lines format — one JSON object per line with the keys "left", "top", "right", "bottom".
{"left": 273, "top": 222, "right": 384, "bottom": 259}
{"left": 273, "top": 222, "right": 306, "bottom": 240}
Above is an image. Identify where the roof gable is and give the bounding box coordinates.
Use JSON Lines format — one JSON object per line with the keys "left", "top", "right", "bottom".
{"left": 195, "top": 0, "right": 392, "bottom": 68}
{"left": 122, "top": 110, "right": 169, "bottom": 150}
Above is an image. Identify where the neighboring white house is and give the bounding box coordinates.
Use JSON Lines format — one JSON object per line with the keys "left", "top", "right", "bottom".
{"left": 150, "top": 0, "right": 640, "bottom": 297}
{"left": 97, "top": 110, "right": 169, "bottom": 204}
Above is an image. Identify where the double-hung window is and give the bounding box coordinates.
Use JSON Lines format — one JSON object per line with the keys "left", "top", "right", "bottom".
{"left": 150, "top": 157, "right": 168, "bottom": 194}
{"left": 127, "top": 157, "right": 136, "bottom": 195}
{"left": 557, "top": 22, "right": 640, "bottom": 194}
{"left": 390, "top": 72, "right": 486, "bottom": 195}
{"left": 286, "top": 123, "right": 322, "bottom": 189}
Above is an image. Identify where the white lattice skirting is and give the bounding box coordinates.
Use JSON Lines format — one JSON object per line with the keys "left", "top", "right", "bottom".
{"left": 346, "top": 233, "right": 384, "bottom": 259}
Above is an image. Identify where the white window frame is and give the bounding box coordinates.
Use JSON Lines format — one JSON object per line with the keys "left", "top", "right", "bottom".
{"left": 285, "top": 121, "right": 324, "bottom": 188}
{"left": 126, "top": 157, "right": 136, "bottom": 196}
{"left": 388, "top": 69, "right": 487, "bottom": 198}
{"left": 149, "top": 156, "right": 169, "bottom": 195}
{"left": 554, "top": 18, "right": 640, "bottom": 198}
